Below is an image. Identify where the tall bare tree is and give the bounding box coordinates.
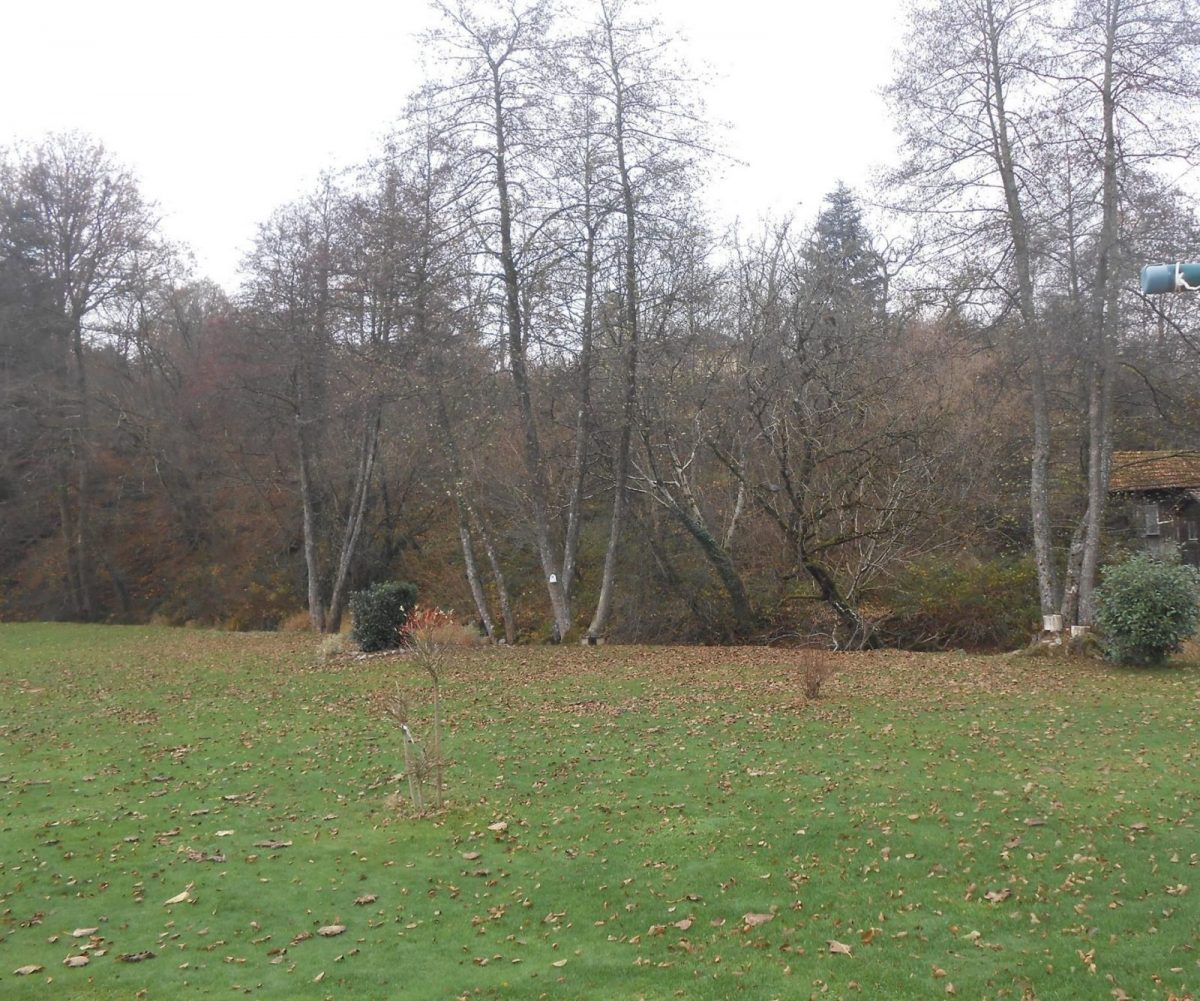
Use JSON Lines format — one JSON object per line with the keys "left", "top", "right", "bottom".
{"left": 428, "top": 0, "right": 576, "bottom": 638}
{"left": 580, "top": 0, "right": 709, "bottom": 640}
{"left": 0, "top": 134, "right": 162, "bottom": 619}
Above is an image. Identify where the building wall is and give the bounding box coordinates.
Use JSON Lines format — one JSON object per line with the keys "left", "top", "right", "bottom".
{"left": 1127, "top": 495, "right": 1200, "bottom": 566}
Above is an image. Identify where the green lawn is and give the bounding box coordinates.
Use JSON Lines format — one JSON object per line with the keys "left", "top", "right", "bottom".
{"left": 1, "top": 624, "right": 1197, "bottom": 1000}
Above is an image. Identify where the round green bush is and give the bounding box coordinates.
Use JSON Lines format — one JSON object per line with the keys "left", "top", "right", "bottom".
{"left": 349, "top": 581, "right": 418, "bottom": 652}
{"left": 1094, "top": 554, "right": 1199, "bottom": 666}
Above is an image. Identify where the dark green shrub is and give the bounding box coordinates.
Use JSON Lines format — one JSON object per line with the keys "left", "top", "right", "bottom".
{"left": 877, "top": 555, "right": 1039, "bottom": 651}
{"left": 1094, "top": 554, "right": 1199, "bottom": 666}
{"left": 349, "top": 581, "right": 418, "bottom": 652}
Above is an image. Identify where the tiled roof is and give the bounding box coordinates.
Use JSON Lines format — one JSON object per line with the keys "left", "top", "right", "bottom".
{"left": 1109, "top": 451, "right": 1200, "bottom": 492}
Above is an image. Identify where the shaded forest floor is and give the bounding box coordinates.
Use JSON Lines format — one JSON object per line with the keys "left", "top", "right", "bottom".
{"left": 1, "top": 625, "right": 1197, "bottom": 999}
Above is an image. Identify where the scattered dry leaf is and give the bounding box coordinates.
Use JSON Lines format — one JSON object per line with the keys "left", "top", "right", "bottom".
{"left": 742, "top": 912, "right": 774, "bottom": 928}
{"left": 317, "top": 924, "right": 346, "bottom": 937}
{"left": 63, "top": 955, "right": 90, "bottom": 968}
{"left": 14, "top": 965, "right": 43, "bottom": 976}
{"left": 827, "top": 939, "right": 853, "bottom": 956}
{"left": 71, "top": 927, "right": 99, "bottom": 938}
{"left": 164, "top": 889, "right": 192, "bottom": 906}
{"left": 487, "top": 821, "right": 508, "bottom": 833}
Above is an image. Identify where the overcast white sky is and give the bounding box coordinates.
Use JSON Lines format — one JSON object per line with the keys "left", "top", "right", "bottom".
{"left": 1, "top": 0, "right": 904, "bottom": 290}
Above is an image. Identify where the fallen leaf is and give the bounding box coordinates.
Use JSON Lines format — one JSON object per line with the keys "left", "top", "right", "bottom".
{"left": 317, "top": 924, "right": 346, "bottom": 937}
{"left": 710, "top": 917, "right": 725, "bottom": 927}
{"left": 984, "top": 888, "right": 1012, "bottom": 903}
{"left": 313, "top": 971, "right": 325, "bottom": 983}
{"left": 253, "top": 840, "right": 292, "bottom": 849}
{"left": 462, "top": 851, "right": 481, "bottom": 861}
{"left": 118, "top": 950, "right": 155, "bottom": 963}
{"left": 648, "top": 924, "right": 667, "bottom": 936}
{"left": 827, "top": 939, "right": 853, "bottom": 956}
{"left": 742, "top": 912, "right": 774, "bottom": 927}
{"left": 860, "top": 928, "right": 877, "bottom": 944}
{"left": 215, "top": 830, "right": 234, "bottom": 837}
{"left": 487, "top": 821, "right": 508, "bottom": 833}
{"left": 551, "top": 958, "right": 567, "bottom": 967}
{"left": 164, "top": 890, "right": 192, "bottom": 905}
{"left": 13, "top": 965, "right": 43, "bottom": 976}
{"left": 1024, "top": 817, "right": 1046, "bottom": 827}
{"left": 63, "top": 955, "right": 90, "bottom": 968}
{"left": 71, "top": 927, "right": 99, "bottom": 938}
{"left": 933, "top": 965, "right": 946, "bottom": 978}
{"left": 674, "top": 918, "right": 693, "bottom": 931}
{"left": 354, "top": 894, "right": 377, "bottom": 906}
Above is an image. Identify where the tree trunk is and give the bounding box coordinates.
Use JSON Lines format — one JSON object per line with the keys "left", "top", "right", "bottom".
{"left": 983, "top": 0, "right": 1057, "bottom": 614}
{"left": 433, "top": 384, "right": 510, "bottom": 643}
{"left": 69, "top": 320, "right": 95, "bottom": 619}
{"left": 801, "top": 554, "right": 879, "bottom": 649}
{"left": 455, "top": 496, "right": 495, "bottom": 641}
{"left": 326, "top": 405, "right": 381, "bottom": 633}
{"left": 647, "top": 443, "right": 755, "bottom": 638}
{"left": 562, "top": 215, "right": 597, "bottom": 608}
{"left": 1077, "top": 9, "right": 1120, "bottom": 627}
{"left": 588, "top": 24, "right": 641, "bottom": 641}
{"left": 490, "top": 59, "right": 571, "bottom": 640}
{"left": 57, "top": 472, "right": 85, "bottom": 618}
{"left": 1059, "top": 507, "right": 1088, "bottom": 627}
{"left": 472, "top": 504, "right": 516, "bottom": 644}
{"left": 295, "top": 399, "right": 325, "bottom": 633}
{"left": 1029, "top": 357, "right": 1059, "bottom": 614}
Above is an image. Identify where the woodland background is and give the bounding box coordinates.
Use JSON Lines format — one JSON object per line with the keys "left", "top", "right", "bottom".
{"left": 3, "top": 0, "right": 1200, "bottom": 649}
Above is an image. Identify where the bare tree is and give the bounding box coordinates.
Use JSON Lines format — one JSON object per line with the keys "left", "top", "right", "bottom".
{"left": 1061, "top": 0, "right": 1200, "bottom": 624}
{"left": 0, "top": 134, "right": 163, "bottom": 619}
{"left": 427, "top": 0, "right": 575, "bottom": 638}
{"left": 242, "top": 178, "right": 348, "bottom": 631}
{"left": 579, "top": 0, "right": 710, "bottom": 640}
{"left": 889, "top": 0, "right": 1061, "bottom": 618}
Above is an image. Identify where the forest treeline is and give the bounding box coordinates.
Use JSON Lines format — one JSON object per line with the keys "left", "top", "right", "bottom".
{"left": 3, "top": 0, "right": 1200, "bottom": 648}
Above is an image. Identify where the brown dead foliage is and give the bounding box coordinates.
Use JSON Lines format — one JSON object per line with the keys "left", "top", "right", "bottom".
{"left": 367, "top": 644, "right": 1119, "bottom": 717}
